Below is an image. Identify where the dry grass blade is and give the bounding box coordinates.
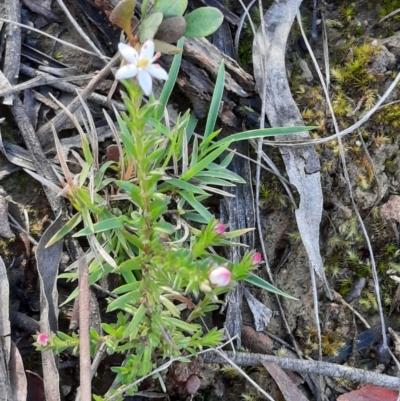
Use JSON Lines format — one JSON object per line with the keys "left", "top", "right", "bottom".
{"left": 52, "top": 125, "right": 74, "bottom": 188}
{"left": 77, "top": 91, "right": 99, "bottom": 169}
{"left": 0, "top": 18, "right": 108, "bottom": 59}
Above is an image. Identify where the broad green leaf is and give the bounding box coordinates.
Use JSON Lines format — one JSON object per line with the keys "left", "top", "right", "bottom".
{"left": 153, "top": 0, "right": 187, "bottom": 17}
{"left": 245, "top": 273, "right": 298, "bottom": 300}
{"left": 204, "top": 62, "right": 225, "bottom": 142}
{"left": 46, "top": 213, "right": 82, "bottom": 247}
{"left": 139, "top": 12, "right": 163, "bottom": 42}
{"left": 73, "top": 216, "right": 126, "bottom": 237}
{"left": 184, "top": 7, "right": 223, "bottom": 38}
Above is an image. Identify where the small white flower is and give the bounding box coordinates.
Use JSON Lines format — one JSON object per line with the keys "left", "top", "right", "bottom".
{"left": 115, "top": 41, "right": 169, "bottom": 96}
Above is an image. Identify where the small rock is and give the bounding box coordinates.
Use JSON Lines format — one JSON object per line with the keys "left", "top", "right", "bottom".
{"left": 241, "top": 325, "right": 274, "bottom": 354}
{"left": 380, "top": 195, "right": 400, "bottom": 223}
{"left": 185, "top": 375, "right": 201, "bottom": 394}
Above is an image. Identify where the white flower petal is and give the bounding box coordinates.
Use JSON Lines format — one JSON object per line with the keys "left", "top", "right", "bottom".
{"left": 138, "top": 70, "right": 152, "bottom": 96}
{"left": 140, "top": 40, "right": 155, "bottom": 61}
{"left": 147, "top": 64, "right": 169, "bottom": 81}
{"left": 115, "top": 64, "right": 138, "bottom": 80}
{"left": 118, "top": 43, "right": 138, "bottom": 64}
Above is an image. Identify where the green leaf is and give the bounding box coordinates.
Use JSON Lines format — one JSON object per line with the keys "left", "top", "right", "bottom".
{"left": 73, "top": 216, "right": 126, "bottom": 237}
{"left": 154, "top": 39, "right": 182, "bottom": 54}
{"left": 184, "top": 7, "right": 223, "bottom": 38}
{"left": 182, "top": 212, "right": 208, "bottom": 224}
{"left": 123, "top": 303, "right": 147, "bottom": 338}
{"left": 154, "top": 37, "right": 184, "bottom": 120}
{"left": 153, "top": 0, "right": 187, "bottom": 17}
{"left": 204, "top": 61, "right": 224, "bottom": 142}
{"left": 141, "top": 0, "right": 151, "bottom": 17}
{"left": 108, "top": 291, "right": 140, "bottom": 313}
{"left": 181, "top": 140, "right": 231, "bottom": 181}
{"left": 196, "top": 169, "right": 245, "bottom": 183}
{"left": 46, "top": 213, "right": 82, "bottom": 247}
{"left": 186, "top": 113, "right": 198, "bottom": 142}
{"left": 163, "top": 316, "right": 200, "bottom": 334}
{"left": 209, "top": 126, "right": 317, "bottom": 151}
{"left": 245, "top": 273, "right": 298, "bottom": 300}
{"left": 178, "top": 191, "right": 213, "bottom": 222}
{"left": 160, "top": 177, "right": 207, "bottom": 195}
{"left": 116, "top": 181, "right": 143, "bottom": 208}
{"left": 139, "top": 12, "right": 163, "bottom": 42}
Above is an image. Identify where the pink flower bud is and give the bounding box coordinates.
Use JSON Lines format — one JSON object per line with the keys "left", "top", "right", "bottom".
{"left": 37, "top": 332, "right": 49, "bottom": 347}
{"left": 209, "top": 266, "right": 231, "bottom": 287}
{"left": 252, "top": 252, "right": 262, "bottom": 265}
{"left": 215, "top": 222, "right": 226, "bottom": 235}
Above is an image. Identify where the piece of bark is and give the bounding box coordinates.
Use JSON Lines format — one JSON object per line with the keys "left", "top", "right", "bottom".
{"left": 3, "top": 0, "right": 21, "bottom": 105}
{"left": 0, "top": 192, "right": 15, "bottom": 239}
{"left": 252, "top": 0, "right": 331, "bottom": 298}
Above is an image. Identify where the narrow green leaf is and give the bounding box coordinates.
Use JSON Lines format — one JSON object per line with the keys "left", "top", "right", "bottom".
{"left": 186, "top": 113, "right": 198, "bottom": 142}
{"left": 209, "top": 126, "right": 317, "bottom": 151}
{"left": 178, "top": 191, "right": 213, "bottom": 222}
{"left": 181, "top": 140, "right": 231, "bottom": 181}
{"left": 46, "top": 213, "right": 82, "bottom": 248}
{"left": 196, "top": 169, "right": 246, "bottom": 183}
{"left": 78, "top": 162, "right": 91, "bottom": 188}
{"left": 204, "top": 61, "right": 225, "bottom": 142}
{"left": 163, "top": 316, "right": 200, "bottom": 334}
{"left": 116, "top": 181, "right": 143, "bottom": 208}
{"left": 155, "top": 37, "right": 184, "bottom": 120}
{"left": 108, "top": 291, "right": 140, "bottom": 313}
{"left": 160, "top": 177, "right": 207, "bottom": 195}
{"left": 123, "top": 303, "right": 147, "bottom": 338}
{"left": 73, "top": 216, "right": 126, "bottom": 237}
{"left": 245, "top": 273, "right": 298, "bottom": 300}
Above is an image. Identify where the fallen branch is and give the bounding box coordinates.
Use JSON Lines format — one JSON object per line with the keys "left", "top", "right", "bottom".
{"left": 202, "top": 351, "right": 400, "bottom": 390}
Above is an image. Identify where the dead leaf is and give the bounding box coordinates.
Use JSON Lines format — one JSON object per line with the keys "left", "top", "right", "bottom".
{"left": 337, "top": 384, "right": 398, "bottom": 401}
{"left": 260, "top": 360, "right": 310, "bottom": 401}
{"left": 9, "top": 342, "right": 27, "bottom": 400}
{"left": 36, "top": 213, "right": 64, "bottom": 401}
